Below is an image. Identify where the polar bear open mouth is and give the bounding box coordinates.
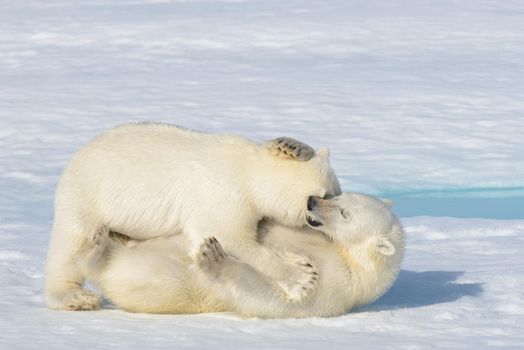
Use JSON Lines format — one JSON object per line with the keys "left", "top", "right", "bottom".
{"left": 306, "top": 196, "right": 325, "bottom": 227}
{"left": 306, "top": 215, "right": 323, "bottom": 227}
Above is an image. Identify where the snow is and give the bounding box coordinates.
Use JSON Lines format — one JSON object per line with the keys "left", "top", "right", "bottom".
{"left": 1, "top": 0, "right": 523, "bottom": 349}
{"left": 2, "top": 218, "right": 523, "bottom": 349}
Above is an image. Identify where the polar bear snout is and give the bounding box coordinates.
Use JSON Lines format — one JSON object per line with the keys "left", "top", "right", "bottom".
{"left": 307, "top": 196, "right": 317, "bottom": 211}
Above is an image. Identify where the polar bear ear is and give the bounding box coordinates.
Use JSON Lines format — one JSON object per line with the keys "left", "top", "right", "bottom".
{"left": 376, "top": 237, "right": 396, "bottom": 256}
{"left": 380, "top": 198, "right": 394, "bottom": 208}
{"left": 316, "top": 146, "right": 330, "bottom": 159}
{"left": 266, "top": 137, "right": 315, "bottom": 161}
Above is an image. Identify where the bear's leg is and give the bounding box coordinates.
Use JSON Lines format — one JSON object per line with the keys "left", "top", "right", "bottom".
{"left": 186, "top": 224, "right": 318, "bottom": 303}
{"left": 221, "top": 240, "right": 318, "bottom": 303}
{"left": 45, "top": 216, "right": 101, "bottom": 311}
{"left": 266, "top": 137, "right": 315, "bottom": 161}
{"left": 197, "top": 237, "right": 303, "bottom": 318}
{"left": 272, "top": 249, "right": 319, "bottom": 303}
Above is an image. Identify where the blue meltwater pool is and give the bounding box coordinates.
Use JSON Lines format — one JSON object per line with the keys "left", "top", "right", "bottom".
{"left": 376, "top": 187, "right": 524, "bottom": 219}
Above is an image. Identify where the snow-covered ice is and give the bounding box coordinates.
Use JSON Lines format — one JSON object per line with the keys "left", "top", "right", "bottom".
{"left": 2, "top": 217, "right": 523, "bottom": 349}
{"left": 1, "top": 0, "right": 523, "bottom": 349}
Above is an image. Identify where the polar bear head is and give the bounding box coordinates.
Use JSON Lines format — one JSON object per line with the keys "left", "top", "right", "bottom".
{"left": 306, "top": 192, "right": 404, "bottom": 304}
{"left": 306, "top": 193, "right": 404, "bottom": 258}
{"left": 251, "top": 144, "right": 341, "bottom": 228}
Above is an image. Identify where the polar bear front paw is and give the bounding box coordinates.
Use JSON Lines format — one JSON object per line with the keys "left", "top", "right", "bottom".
{"left": 276, "top": 251, "right": 319, "bottom": 303}
{"left": 197, "top": 237, "right": 227, "bottom": 272}
{"left": 267, "top": 137, "right": 315, "bottom": 161}
{"left": 65, "top": 289, "right": 101, "bottom": 311}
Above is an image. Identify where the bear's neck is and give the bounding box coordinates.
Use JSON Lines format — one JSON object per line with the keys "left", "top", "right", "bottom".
{"left": 337, "top": 242, "right": 399, "bottom": 308}
{"left": 244, "top": 152, "right": 306, "bottom": 226}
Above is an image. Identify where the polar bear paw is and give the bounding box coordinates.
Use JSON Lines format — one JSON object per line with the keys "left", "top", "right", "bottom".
{"left": 197, "top": 237, "right": 227, "bottom": 272}
{"left": 267, "top": 137, "right": 315, "bottom": 161}
{"left": 276, "top": 251, "right": 319, "bottom": 303}
{"left": 65, "top": 289, "right": 101, "bottom": 311}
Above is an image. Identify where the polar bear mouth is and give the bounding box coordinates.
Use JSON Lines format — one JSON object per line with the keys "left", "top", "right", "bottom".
{"left": 306, "top": 215, "right": 323, "bottom": 227}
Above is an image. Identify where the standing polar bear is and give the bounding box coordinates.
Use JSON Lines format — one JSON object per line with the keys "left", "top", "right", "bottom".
{"left": 45, "top": 123, "right": 340, "bottom": 311}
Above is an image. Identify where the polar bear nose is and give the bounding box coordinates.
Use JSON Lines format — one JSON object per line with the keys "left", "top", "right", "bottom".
{"left": 307, "top": 196, "right": 317, "bottom": 211}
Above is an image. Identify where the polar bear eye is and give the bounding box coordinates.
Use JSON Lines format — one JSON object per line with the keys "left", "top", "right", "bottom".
{"left": 340, "top": 208, "right": 349, "bottom": 219}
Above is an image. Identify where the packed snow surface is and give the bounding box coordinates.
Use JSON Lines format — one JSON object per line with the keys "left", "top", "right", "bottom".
{"left": 1, "top": 0, "right": 523, "bottom": 349}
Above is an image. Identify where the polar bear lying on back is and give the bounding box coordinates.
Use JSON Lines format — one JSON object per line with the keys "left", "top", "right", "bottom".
{"left": 85, "top": 193, "right": 405, "bottom": 318}
{"left": 45, "top": 123, "right": 340, "bottom": 311}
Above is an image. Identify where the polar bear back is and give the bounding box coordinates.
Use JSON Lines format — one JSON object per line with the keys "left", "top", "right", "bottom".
{"left": 56, "top": 123, "right": 337, "bottom": 242}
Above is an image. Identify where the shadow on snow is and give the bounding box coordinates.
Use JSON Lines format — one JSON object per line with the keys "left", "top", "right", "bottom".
{"left": 358, "top": 270, "right": 483, "bottom": 312}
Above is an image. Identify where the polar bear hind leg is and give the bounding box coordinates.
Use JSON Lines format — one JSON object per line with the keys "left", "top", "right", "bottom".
{"left": 196, "top": 237, "right": 302, "bottom": 318}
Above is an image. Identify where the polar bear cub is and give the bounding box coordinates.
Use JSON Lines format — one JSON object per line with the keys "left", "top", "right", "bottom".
{"left": 45, "top": 123, "right": 340, "bottom": 311}
{"left": 85, "top": 192, "right": 404, "bottom": 318}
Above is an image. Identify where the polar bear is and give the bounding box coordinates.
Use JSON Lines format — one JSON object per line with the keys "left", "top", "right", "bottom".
{"left": 45, "top": 123, "right": 340, "bottom": 311}
{"left": 84, "top": 192, "right": 404, "bottom": 318}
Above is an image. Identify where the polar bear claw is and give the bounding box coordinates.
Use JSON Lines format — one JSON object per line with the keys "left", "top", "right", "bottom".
{"left": 268, "top": 137, "right": 315, "bottom": 161}
{"left": 198, "top": 237, "right": 227, "bottom": 270}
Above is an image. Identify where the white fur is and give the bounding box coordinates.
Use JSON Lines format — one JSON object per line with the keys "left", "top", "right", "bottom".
{"left": 86, "top": 193, "right": 405, "bottom": 318}
{"left": 44, "top": 123, "right": 340, "bottom": 310}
